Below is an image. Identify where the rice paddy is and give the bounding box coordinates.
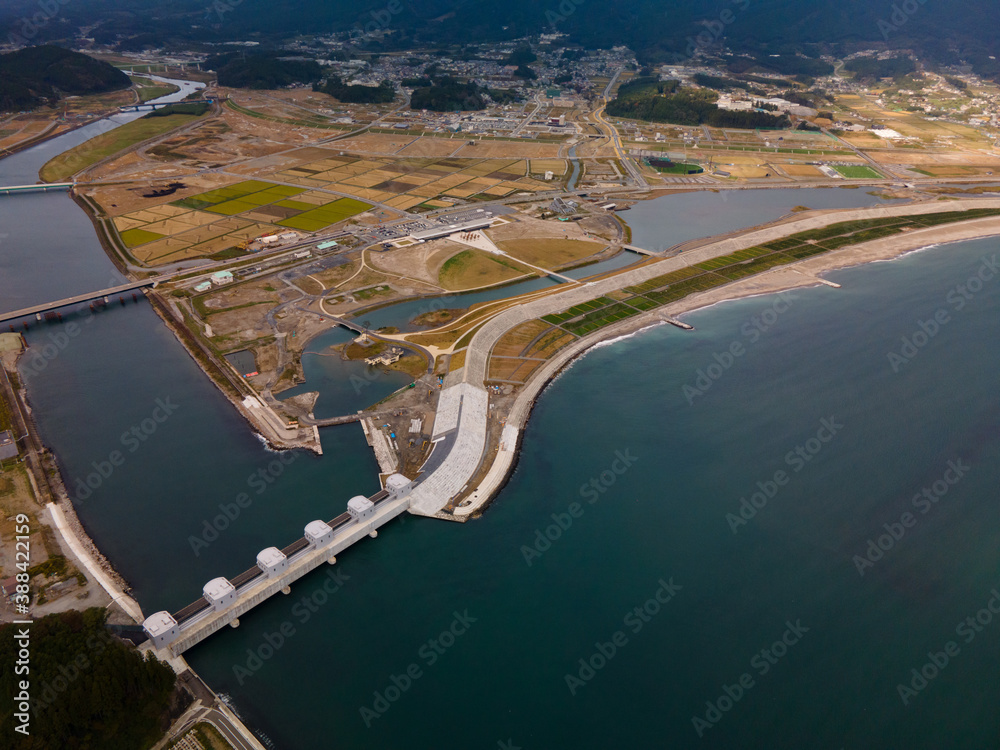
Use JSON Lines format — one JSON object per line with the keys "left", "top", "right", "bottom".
{"left": 110, "top": 180, "right": 372, "bottom": 265}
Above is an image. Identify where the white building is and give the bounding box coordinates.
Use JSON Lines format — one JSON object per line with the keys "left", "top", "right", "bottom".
{"left": 203, "top": 577, "right": 236, "bottom": 612}
{"left": 256, "top": 547, "right": 288, "bottom": 578}
{"left": 305, "top": 519, "right": 334, "bottom": 548}
{"left": 348, "top": 496, "right": 374, "bottom": 522}
{"left": 143, "top": 611, "right": 179, "bottom": 649}
{"left": 386, "top": 473, "right": 412, "bottom": 499}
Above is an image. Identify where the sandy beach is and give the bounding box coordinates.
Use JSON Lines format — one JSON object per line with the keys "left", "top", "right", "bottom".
{"left": 452, "top": 201, "right": 1000, "bottom": 518}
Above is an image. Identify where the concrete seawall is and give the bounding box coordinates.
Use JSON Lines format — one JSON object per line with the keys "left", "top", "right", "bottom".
{"left": 411, "top": 199, "right": 1000, "bottom": 519}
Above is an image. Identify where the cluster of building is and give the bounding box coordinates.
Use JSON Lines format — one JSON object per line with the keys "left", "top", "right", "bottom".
{"left": 364, "top": 347, "right": 404, "bottom": 366}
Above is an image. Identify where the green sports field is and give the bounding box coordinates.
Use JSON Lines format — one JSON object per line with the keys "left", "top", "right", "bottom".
{"left": 832, "top": 165, "right": 883, "bottom": 179}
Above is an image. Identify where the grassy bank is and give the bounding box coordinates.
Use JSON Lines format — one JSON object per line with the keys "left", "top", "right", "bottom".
{"left": 541, "top": 208, "right": 1000, "bottom": 337}
{"left": 39, "top": 112, "right": 204, "bottom": 182}
{"left": 128, "top": 75, "right": 180, "bottom": 102}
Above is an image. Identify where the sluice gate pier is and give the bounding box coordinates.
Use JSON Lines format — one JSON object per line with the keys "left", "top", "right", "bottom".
{"left": 144, "top": 475, "right": 412, "bottom": 656}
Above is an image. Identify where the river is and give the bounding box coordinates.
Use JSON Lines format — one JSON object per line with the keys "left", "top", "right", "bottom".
{"left": 2, "top": 97, "right": 998, "bottom": 749}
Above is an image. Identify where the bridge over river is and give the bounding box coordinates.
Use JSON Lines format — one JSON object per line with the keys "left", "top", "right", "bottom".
{"left": 0, "top": 182, "right": 73, "bottom": 196}
{"left": 0, "top": 279, "right": 160, "bottom": 324}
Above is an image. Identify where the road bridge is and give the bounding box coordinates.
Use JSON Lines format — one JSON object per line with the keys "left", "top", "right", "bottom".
{"left": 0, "top": 182, "right": 73, "bottom": 196}
{"left": 118, "top": 99, "right": 213, "bottom": 112}
{"left": 0, "top": 279, "right": 160, "bottom": 324}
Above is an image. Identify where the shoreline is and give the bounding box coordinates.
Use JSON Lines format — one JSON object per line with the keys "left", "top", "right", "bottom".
{"left": 145, "top": 291, "right": 324, "bottom": 454}
{"left": 0, "top": 117, "right": 106, "bottom": 163}
{"left": 450, "top": 208, "right": 1000, "bottom": 519}
{"left": 1, "top": 347, "right": 138, "bottom": 608}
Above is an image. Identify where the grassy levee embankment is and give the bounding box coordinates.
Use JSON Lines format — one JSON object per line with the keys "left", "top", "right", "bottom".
{"left": 39, "top": 112, "right": 204, "bottom": 182}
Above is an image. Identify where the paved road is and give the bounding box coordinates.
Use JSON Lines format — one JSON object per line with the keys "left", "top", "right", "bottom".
{"left": 511, "top": 93, "right": 544, "bottom": 136}
{"left": 201, "top": 708, "right": 262, "bottom": 750}
{"left": 592, "top": 69, "right": 648, "bottom": 189}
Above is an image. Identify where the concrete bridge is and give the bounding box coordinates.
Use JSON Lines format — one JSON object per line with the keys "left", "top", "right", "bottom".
{"left": 118, "top": 99, "right": 213, "bottom": 112}
{"left": 326, "top": 315, "right": 366, "bottom": 334}
{"left": 0, "top": 279, "right": 160, "bottom": 324}
{"left": 0, "top": 182, "right": 73, "bottom": 196}
{"left": 623, "top": 244, "right": 657, "bottom": 256}
{"left": 144, "top": 475, "right": 413, "bottom": 656}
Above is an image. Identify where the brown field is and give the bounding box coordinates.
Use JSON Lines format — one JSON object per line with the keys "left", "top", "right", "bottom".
{"left": 488, "top": 357, "right": 527, "bottom": 380}
{"left": 438, "top": 249, "right": 535, "bottom": 291}
{"left": 89, "top": 174, "right": 241, "bottom": 217}
{"left": 781, "top": 165, "right": 826, "bottom": 178}
{"left": 491, "top": 320, "right": 552, "bottom": 357}
{"left": 448, "top": 349, "right": 467, "bottom": 372}
{"left": 524, "top": 328, "right": 576, "bottom": 359}
{"left": 367, "top": 239, "right": 465, "bottom": 286}
{"left": 530, "top": 159, "right": 568, "bottom": 175}
{"left": 487, "top": 214, "right": 606, "bottom": 245}
{"left": 497, "top": 238, "right": 604, "bottom": 268}
{"left": 201, "top": 280, "right": 282, "bottom": 310}
{"left": 910, "top": 165, "right": 1000, "bottom": 176}
{"left": 725, "top": 164, "right": 786, "bottom": 179}
{"left": 202, "top": 302, "right": 273, "bottom": 339}
{"left": 0, "top": 117, "right": 67, "bottom": 152}
{"left": 487, "top": 357, "right": 544, "bottom": 383}
{"left": 261, "top": 152, "right": 551, "bottom": 207}
{"left": 452, "top": 140, "right": 562, "bottom": 158}
{"left": 869, "top": 150, "right": 1000, "bottom": 167}
{"left": 398, "top": 137, "right": 466, "bottom": 157}
{"left": 336, "top": 133, "right": 417, "bottom": 155}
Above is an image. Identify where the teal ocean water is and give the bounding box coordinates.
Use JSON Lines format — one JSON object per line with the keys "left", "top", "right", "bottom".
{"left": 181, "top": 237, "right": 1000, "bottom": 749}
{"left": 3, "top": 115, "right": 998, "bottom": 747}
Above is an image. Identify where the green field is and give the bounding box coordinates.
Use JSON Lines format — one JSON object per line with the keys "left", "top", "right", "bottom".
{"left": 39, "top": 113, "right": 205, "bottom": 182}
{"left": 120, "top": 228, "right": 165, "bottom": 247}
{"left": 832, "top": 165, "right": 883, "bottom": 179}
{"left": 646, "top": 159, "right": 704, "bottom": 174}
{"left": 172, "top": 182, "right": 368, "bottom": 230}
{"left": 276, "top": 197, "right": 370, "bottom": 230}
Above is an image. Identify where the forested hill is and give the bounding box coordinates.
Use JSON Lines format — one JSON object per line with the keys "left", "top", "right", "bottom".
{"left": 0, "top": 608, "right": 181, "bottom": 749}
{"left": 606, "top": 77, "right": 790, "bottom": 129}
{"left": 3, "top": 0, "right": 997, "bottom": 78}
{"left": 0, "top": 45, "right": 130, "bottom": 112}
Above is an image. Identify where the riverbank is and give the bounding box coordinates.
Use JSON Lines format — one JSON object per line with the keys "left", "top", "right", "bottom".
{"left": 0, "top": 343, "right": 139, "bottom": 618}
{"left": 449, "top": 203, "right": 1000, "bottom": 519}
{"left": 0, "top": 117, "right": 107, "bottom": 163}
{"left": 146, "top": 290, "right": 323, "bottom": 454}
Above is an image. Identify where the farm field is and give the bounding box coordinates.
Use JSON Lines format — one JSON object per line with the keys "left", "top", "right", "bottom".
{"left": 109, "top": 180, "right": 371, "bottom": 265}
{"left": 262, "top": 149, "right": 552, "bottom": 210}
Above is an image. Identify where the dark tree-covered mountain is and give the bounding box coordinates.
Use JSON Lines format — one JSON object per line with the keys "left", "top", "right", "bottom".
{"left": 0, "top": 45, "right": 130, "bottom": 112}
{"left": 0, "top": 608, "right": 182, "bottom": 750}
{"left": 1, "top": 1, "right": 998, "bottom": 79}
